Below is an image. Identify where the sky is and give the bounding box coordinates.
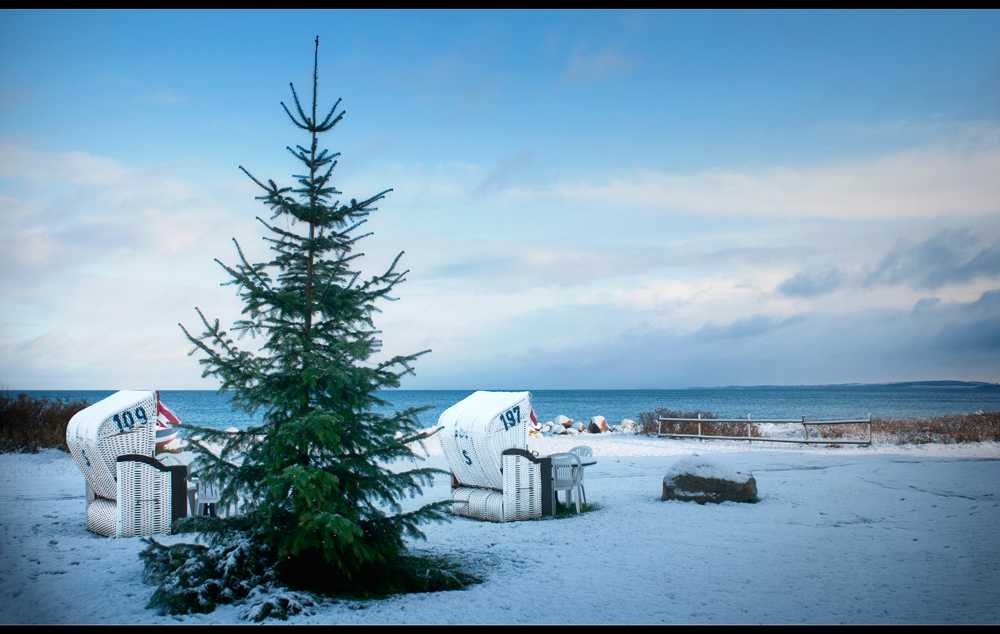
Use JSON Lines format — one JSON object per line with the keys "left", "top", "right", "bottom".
{"left": 1, "top": 9, "right": 999, "bottom": 390}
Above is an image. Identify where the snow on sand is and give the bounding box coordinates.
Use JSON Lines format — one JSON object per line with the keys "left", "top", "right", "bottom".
{"left": 2, "top": 435, "right": 998, "bottom": 624}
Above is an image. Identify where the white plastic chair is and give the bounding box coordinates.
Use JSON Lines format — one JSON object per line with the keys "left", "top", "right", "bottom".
{"left": 568, "top": 446, "right": 592, "bottom": 505}
{"left": 550, "top": 452, "right": 585, "bottom": 513}
{"left": 186, "top": 459, "right": 223, "bottom": 517}
{"left": 157, "top": 451, "right": 208, "bottom": 517}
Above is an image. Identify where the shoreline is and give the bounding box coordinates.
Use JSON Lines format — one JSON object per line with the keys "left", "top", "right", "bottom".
{"left": 2, "top": 437, "right": 998, "bottom": 624}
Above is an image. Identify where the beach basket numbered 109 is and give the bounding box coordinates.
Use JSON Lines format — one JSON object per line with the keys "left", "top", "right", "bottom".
{"left": 65, "top": 390, "right": 176, "bottom": 537}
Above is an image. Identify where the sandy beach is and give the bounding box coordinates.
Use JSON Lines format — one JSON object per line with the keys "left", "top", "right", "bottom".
{"left": 2, "top": 433, "right": 998, "bottom": 624}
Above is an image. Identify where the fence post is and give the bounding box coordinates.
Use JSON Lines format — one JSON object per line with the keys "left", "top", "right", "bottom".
{"left": 748, "top": 414, "right": 752, "bottom": 443}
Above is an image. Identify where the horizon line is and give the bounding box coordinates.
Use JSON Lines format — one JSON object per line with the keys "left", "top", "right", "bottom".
{"left": 9, "top": 380, "right": 999, "bottom": 392}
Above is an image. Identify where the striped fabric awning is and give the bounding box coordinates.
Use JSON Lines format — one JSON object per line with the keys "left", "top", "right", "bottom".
{"left": 155, "top": 391, "right": 180, "bottom": 448}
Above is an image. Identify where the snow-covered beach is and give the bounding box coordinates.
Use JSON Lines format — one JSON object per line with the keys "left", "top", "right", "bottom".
{"left": 2, "top": 434, "right": 998, "bottom": 624}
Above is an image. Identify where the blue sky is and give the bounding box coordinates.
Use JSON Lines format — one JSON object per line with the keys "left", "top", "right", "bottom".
{"left": 2, "top": 10, "right": 999, "bottom": 389}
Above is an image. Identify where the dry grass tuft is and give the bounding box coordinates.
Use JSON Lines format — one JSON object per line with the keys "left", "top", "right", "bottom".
{"left": 636, "top": 408, "right": 763, "bottom": 438}
{"left": 819, "top": 412, "right": 1000, "bottom": 444}
{"left": 0, "top": 390, "right": 90, "bottom": 454}
{"left": 638, "top": 407, "right": 999, "bottom": 445}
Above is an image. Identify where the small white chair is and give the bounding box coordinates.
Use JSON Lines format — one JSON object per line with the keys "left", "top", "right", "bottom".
{"left": 550, "top": 452, "right": 585, "bottom": 514}
{"left": 568, "top": 446, "right": 592, "bottom": 505}
{"left": 158, "top": 452, "right": 210, "bottom": 518}
{"left": 186, "top": 459, "right": 223, "bottom": 517}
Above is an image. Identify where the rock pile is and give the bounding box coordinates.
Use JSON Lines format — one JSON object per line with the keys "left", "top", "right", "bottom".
{"left": 535, "top": 415, "right": 638, "bottom": 435}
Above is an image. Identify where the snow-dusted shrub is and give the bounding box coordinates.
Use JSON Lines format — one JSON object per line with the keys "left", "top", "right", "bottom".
{"left": 140, "top": 518, "right": 302, "bottom": 620}
{"left": 140, "top": 515, "right": 479, "bottom": 621}
{"left": 636, "top": 408, "right": 764, "bottom": 438}
{"left": 242, "top": 587, "right": 319, "bottom": 622}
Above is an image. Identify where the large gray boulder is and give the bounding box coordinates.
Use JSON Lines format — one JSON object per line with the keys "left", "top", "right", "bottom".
{"left": 661, "top": 456, "right": 757, "bottom": 504}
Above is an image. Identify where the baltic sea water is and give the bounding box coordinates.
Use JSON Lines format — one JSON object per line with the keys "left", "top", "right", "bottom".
{"left": 19, "top": 385, "right": 1000, "bottom": 432}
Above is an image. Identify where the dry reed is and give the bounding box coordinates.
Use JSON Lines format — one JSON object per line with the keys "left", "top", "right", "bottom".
{"left": 638, "top": 407, "right": 999, "bottom": 445}
{"left": 818, "top": 412, "right": 1000, "bottom": 444}
{"left": 0, "top": 390, "right": 90, "bottom": 453}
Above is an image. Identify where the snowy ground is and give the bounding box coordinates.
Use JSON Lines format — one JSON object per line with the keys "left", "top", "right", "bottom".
{"left": 2, "top": 434, "right": 998, "bottom": 624}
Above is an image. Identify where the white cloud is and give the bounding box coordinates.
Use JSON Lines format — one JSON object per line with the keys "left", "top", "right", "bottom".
{"left": 0, "top": 143, "right": 129, "bottom": 185}
{"left": 4, "top": 138, "right": 1000, "bottom": 390}
{"left": 0, "top": 145, "right": 264, "bottom": 290}
{"left": 526, "top": 144, "right": 1000, "bottom": 221}
{"left": 0, "top": 144, "right": 267, "bottom": 389}
{"left": 395, "top": 287, "right": 1000, "bottom": 389}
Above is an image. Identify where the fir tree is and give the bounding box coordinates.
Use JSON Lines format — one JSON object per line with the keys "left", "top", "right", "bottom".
{"left": 144, "top": 38, "right": 460, "bottom": 612}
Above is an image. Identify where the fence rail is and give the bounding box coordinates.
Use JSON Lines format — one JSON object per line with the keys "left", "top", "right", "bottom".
{"left": 657, "top": 414, "right": 872, "bottom": 446}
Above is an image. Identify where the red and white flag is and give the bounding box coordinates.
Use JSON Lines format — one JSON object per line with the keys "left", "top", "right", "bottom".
{"left": 155, "top": 391, "right": 181, "bottom": 448}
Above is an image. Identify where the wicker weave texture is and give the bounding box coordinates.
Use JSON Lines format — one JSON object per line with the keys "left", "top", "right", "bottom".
{"left": 502, "top": 453, "right": 541, "bottom": 521}
{"left": 66, "top": 391, "right": 156, "bottom": 501}
{"left": 86, "top": 498, "right": 118, "bottom": 537}
{"left": 438, "top": 391, "right": 531, "bottom": 491}
{"left": 116, "top": 459, "right": 172, "bottom": 538}
{"left": 439, "top": 392, "right": 540, "bottom": 522}
{"left": 451, "top": 486, "right": 505, "bottom": 522}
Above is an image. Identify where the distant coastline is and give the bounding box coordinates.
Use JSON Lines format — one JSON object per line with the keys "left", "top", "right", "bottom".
{"left": 9, "top": 382, "right": 1000, "bottom": 427}
{"left": 693, "top": 381, "right": 1000, "bottom": 390}
{"left": 8, "top": 380, "right": 1000, "bottom": 392}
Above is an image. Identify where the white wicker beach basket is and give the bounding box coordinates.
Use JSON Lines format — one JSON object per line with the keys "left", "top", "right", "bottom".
{"left": 65, "top": 391, "right": 158, "bottom": 536}
{"left": 438, "top": 391, "right": 541, "bottom": 522}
